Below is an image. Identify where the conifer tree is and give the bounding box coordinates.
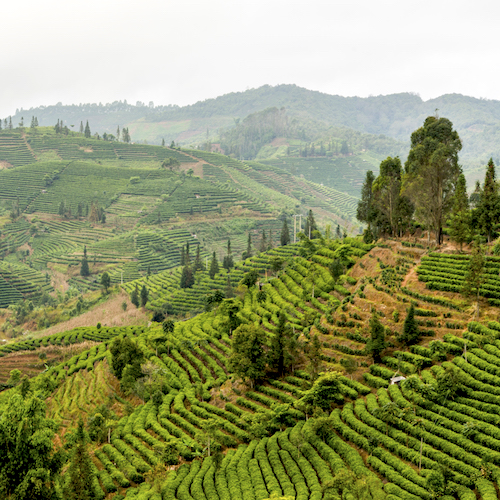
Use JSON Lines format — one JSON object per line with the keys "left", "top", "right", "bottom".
{"left": 225, "top": 275, "right": 235, "bottom": 298}
{"left": 259, "top": 229, "right": 267, "bottom": 252}
{"left": 399, "top": 304, "right": 419, "bottom": 346}
{"left": 80, "top": 256, "right": 90, "bottom": 277}
{"left": 122, "top": 127, "right": 131, "bottom": 143}
{"left": 140, "top": 285, "right": 149, "bottom": 306}
{"left": 130, "top": 286, "right": 139, "bottom": 307}
{"left": 223, "top": 238, "right": 234, "bottom": 270}
{"left": 194, "top": 245, "right": 203, "bottom": 271}
{"left": 448, "top": 173, "right": 470, "bottom": 251}
{"left": 84, "top": 120, "right": 91, "bottom": 138}
{"left": 476, "top": 158, "right": 500, "bottom": 242}
{"left": 306, "top": 334, "right": 323, "bottom": 381}
{"left": 64, "top": 419, "right": 95, "bottom": 500}
{"left": 242, "top": 233, "right": 252, "bottom": 260}
{"left": 367, "top": 312, "right": 386, "bottom": 363}
{"left": 0, "top": 392, "right": 62, "bottom": 499}
{"left": 303, "top": 210, "right": 318, "bottom": 238}
{"left": 117, "top": 125, "right": 120, "bottom": 140}
{"left": 267, "top": 313, "right": 293, "bottom": 376}
{"left": 462, "top": 238, "right": 485, "bottom": 319}
{"left": 80, "top": 121, "right": 84, "bottom": 134}
{"left": 9, "top": 116, "right": 12, "bottom": 129}
{"left": 180, "top": 246, "right": 186, "bottom": 266}
{"left": 280, "top": 219, "right": 290, "bottom": 246}
{"left": 101, "top": 272, "right": 111, "bottom": 293}
{"left": 209, "top": 252, "right": 219, "bottom": 279}
{"left": 180, "top": 266, "right": 194, "bottom": 288}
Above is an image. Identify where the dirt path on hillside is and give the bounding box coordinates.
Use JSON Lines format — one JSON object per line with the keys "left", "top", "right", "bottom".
{"left": 23, "top": 133, "right": 38, "bottom": 160}
{"left": 401, "top": 267, "right": 417, "bottom": 287}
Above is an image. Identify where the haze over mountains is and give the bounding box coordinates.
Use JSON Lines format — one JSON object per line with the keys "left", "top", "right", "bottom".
{"left": 9, "top": 85, "right": 500, "bottom": 179}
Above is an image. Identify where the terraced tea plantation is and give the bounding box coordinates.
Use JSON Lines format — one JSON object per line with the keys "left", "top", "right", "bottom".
{"left": 261, "top": 155, "right": 375, "bottom": 197}
{"left": 0, "top": 128, "right": 361, "bottom": 311}
{"left": 3, "top": 232, "right": 500, "bottom": 499}
{"left": 417, "top": 252, "right": 500, "bottom": 306}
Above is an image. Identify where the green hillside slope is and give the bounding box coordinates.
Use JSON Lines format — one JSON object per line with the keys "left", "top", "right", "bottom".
{"left": 0, "top": 128, "right": 361, "bottom": 314}
{"left": 2, "top": 236, "right": 500, "bottom": 499}
{"left": 10, "top": 85, "right": 500, "bottom": 174}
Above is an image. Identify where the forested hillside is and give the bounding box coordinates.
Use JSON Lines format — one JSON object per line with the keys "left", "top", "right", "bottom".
{"left": 8, "top": 85, "right": 500, "bottom": 176}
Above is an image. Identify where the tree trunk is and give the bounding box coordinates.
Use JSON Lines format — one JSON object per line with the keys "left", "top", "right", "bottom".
{"left": 436, "top": 226, "right": 442, "bottom": 246}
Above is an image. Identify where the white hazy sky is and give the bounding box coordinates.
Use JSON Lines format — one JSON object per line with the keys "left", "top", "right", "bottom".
{"left": 2, "top": 0, "right": 500, "bottom": 117}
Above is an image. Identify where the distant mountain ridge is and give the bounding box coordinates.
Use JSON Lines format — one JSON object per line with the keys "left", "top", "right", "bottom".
{"left": 8, "top": 85, "right": 500, "bottom": 173}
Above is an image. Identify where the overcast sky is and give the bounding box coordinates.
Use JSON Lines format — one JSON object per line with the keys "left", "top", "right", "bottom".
{"left": 2, "top": 0, "right": 499, "bottom": 117}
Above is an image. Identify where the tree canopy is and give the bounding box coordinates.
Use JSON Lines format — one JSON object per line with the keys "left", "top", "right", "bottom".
{"left": 228, "top": 323, "right": 267, "bottom": 387}
{"left": 404, "top": 116, "right": 462, "bottom": 244}
{"left": 0, "top": 392, "right": 63, "bottom": 499}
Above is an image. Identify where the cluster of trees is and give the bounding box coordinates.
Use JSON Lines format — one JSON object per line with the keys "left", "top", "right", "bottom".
{"left": 110, "top": 332, "right": 174, "bottom": 401}
{"left": 130, "top": 283, "right": 149, "bottom": 307}
{"left": 228, "top": 312, "right": 347, "bottom": 416}
{"left": 0, "top": 380, "right": 65, "bottom": 499}
{"left": 161, "top": 157, "right": 181, "bottom": 171}
{"left": 299, "top": 139, "right": 349, "bottom": 157}
{"left": 214, "top": 98, "right": 405, "bottom": 160}
{"left": 229, "top": 306, "right": 321, "bottom": 381}
{"left": 366, "top": 304, "right": 422, "bottom": 364}
{"left": 57, "top": 200, "right": 106, "bottom": 223}
{"left": 180, "top": 242, "right": 204, "bottom": 288}
{"left": 0, "top": 117, "right": 13, "bottom": 130}
{"left": 357, "top": 116, "right": 462, "bottom": 244}
{"left": 54, "top": 119, "right": 70, "bottom": 135}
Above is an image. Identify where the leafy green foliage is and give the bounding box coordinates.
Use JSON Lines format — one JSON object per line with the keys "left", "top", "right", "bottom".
{"left": 367, "top": 313, "right": 386, "bottom": 363}
{"left": 228, "top": 324, "right": 267, "bottom": 387}
{"left": 299, "top": 371, "right": 343, "bottom": 411}
{"left": 64, "top": 420, "right": 95, "bottom": 500}
{"left": 0, "top": 392, "right": 63, "bottom": 499}
{"left": 399, "top": 305, "right": 420, "bottom": 346}
{"left": 404, "top": 116, "right": 462, "bottom": 244}
{"left": 110, "top": 337, "right": 144, "bottom": 380}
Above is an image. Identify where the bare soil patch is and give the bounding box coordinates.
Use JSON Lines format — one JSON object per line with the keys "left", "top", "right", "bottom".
{"left": 36, "top": 290, "right": 149, "bottom": 337}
